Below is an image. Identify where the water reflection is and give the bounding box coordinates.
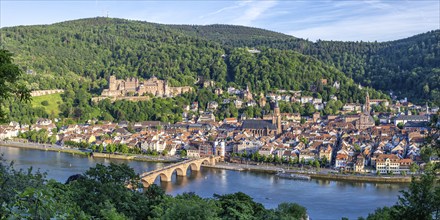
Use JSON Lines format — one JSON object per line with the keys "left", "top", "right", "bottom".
{"left": 314, "top": 179, "right": 331, "bottom": 186}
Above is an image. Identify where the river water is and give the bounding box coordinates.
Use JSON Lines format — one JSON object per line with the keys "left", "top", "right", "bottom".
{"left": 0, "top": 146, "right": 407, "bottom": 219}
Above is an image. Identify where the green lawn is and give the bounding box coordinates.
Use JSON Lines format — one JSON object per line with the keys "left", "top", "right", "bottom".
{"left": 31, "top": 93, "right": 63, "bottom": 116}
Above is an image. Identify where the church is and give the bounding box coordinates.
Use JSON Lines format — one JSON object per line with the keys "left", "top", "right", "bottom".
{"left": 355, "top": 92, "right": 375, "bottom": 130}
{"left": 241, "top": 102, "right": 282, "bottom": 136}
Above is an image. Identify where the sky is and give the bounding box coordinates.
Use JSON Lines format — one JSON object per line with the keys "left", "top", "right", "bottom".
{"left": 1, "top": 0, "right": 439, "bottom": 42}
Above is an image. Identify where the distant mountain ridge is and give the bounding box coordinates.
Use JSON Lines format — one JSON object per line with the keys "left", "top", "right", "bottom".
{"left": 1, "top": 17, "right": 438, "bottom": 105}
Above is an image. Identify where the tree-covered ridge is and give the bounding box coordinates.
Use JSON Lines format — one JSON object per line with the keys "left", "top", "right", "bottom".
{"left": 169, "top": 24, "right": 299, "bottom": 49}
{"left": 226, "top": 48, "right": 387, "bottom": 103}
{"left": 1, "top": 17, "right": 227, "bottom": 91}
{"left": 303, "top": 31, "right": 440, "bottom": 105}
{"left": 0, "top": 17, "right": 380, "bottom": 98}
{"left": 167, "top": 23, "right": 439, "bottom": 104}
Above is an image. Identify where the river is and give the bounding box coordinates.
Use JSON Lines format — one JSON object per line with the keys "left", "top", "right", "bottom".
{"left": 0, "top": 146, "right": 407, "bottom": 219}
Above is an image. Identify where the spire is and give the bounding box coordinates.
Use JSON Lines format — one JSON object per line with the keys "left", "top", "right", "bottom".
{"left": 426, "top": 102, "right": 429, "bottom": 114}
{"left": 365, "top": 90, "right": 370, "bottom": 114}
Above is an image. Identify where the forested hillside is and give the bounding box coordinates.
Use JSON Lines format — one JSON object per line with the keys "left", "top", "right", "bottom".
{"left": 1, "top": 17, "right": 369, "bottom": 98}
{"left": 170, "top": 24, "right": 300, "bottom": 49}
{"left": 171, "top": 24, "right": 440, "bottom": 104}
{"left": 1, "top": 18, "right": 227, "bottom": 92}
{"left": 1, "top": 17, "right": 436, "bottom": 123}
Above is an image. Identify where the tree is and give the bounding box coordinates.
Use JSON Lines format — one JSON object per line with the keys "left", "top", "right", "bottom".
{"left": 393, "top": 171, "right": 440, "bottom": 219}
{"left": 0, "top": 49, "right": 30, "bottom": 122}
{"left": 152, "top": 193, "right": 220, "bottom": 220}
{"left": 409, "top": 163, "right": 419, "bottom": 173}
{"left": 321, "top": 156, "right": 328, "bottom": 166}
{"left": 107, "top": 144, "right": 116, "bottom": 153}
{"left": 97, "top": 144, "right": 104, "bottom": 153}
{"left": 214, "top": 192, "right": 266, "bottom": 219}
{"left": 272, "top": 202, "right": 308, "bottom": 220}
{"left": 314, "top": 160, "right": 320, "bottom": 170}
{"left": 365, "top": 171, "right": 440, "bottom": 220}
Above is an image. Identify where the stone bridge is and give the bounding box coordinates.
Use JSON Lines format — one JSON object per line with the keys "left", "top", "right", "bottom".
{"left": 140, "top": 156, "right": 222, "bottom": 187}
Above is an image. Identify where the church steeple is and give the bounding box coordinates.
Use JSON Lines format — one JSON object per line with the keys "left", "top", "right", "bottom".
{"left": 273, "top": 101, "right": 281, "bottom": 135}
{"left": 365, "top": 91, "right": 370, "bottom": 114}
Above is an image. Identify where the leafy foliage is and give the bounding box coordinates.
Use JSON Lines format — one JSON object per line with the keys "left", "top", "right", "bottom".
{"left": 0, "top": 158, "right": 309, "bottom": 219}
{"left": 0, "top": 49, "right": 30, "bottom": 122}
{"left": 1, "top": 18, "right": 394, "bottom": 123}
{"left": 172, "top": 24, "right": 440, "bottom": 104}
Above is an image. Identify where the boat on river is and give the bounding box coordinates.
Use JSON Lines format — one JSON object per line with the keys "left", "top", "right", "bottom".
{"left": 276, "top": 172, "right": 311, "bottom": 181}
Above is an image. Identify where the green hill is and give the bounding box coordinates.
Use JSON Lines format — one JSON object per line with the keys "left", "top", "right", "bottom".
{"left": 168, "top": 24, "right": 439, "bottom": 104}
{"left": 0, "top": 17, "right": 371, "bottom": 100}
{"left": 6, "top": 17, "right": 440, "bottom": 123}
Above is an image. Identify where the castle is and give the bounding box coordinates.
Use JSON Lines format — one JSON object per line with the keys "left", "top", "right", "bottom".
{"left": 101, "top": 76, "right": 192, "bottom": 98}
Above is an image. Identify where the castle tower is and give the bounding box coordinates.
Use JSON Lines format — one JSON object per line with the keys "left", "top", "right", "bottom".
{"left": 259, "top": 92, "right": 266, "bottom": 107}
{"left": 273, "top": 101, "right": 282, "bottom": 134}
{"left": 109, "top": 76, "right": 117, "bottom": 90}
{"left": 365, "top": 91, "right": 370, "bottom": 114}
{"left": 245, "top": 85, "right": 253, "bottom": 100}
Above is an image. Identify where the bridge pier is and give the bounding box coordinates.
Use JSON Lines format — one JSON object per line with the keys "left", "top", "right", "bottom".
{"left": 175, "top": 167, "right": 186, "bottom": 176}
{"left": 140, "top": 156, "right": 222, "bottom": 188}
{"left": 160, "top": 173, "right": 172, "bottom": 182}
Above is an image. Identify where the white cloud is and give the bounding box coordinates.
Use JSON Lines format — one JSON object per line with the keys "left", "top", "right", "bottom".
{"left": 287, "top": 2, "right": 439, "bottom": 41}
{"left": 232, "top": 0, "right": 278, "bottom": 26}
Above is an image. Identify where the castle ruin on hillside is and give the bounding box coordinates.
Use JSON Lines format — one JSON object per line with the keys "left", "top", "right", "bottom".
{"left": 101, "top": 75, "right": 192, "bottom": 98}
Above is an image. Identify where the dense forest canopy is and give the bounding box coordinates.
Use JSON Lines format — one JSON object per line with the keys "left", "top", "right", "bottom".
{"left": 172, "top": 24, "right": 439, "bottom": 104}
{"left": 0, "top": 17, "right": 438, "bottom": 123}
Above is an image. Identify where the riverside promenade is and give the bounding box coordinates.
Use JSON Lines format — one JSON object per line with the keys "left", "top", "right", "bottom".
{"left": 204, "top": 162, "right": 413, "bottom": 183}
{"left": 0, "top": 141, "right": 180, "bottom": 163}
{"left": 0, "top": 140, "right": 87, "bottom": 155}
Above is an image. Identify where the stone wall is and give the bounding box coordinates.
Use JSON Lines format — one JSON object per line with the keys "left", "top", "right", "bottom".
{"left": 91, "top": 96, "right": 151, "bottom": 103}
{"left": 30, "top": 89, "right": 64, "bottom": 97}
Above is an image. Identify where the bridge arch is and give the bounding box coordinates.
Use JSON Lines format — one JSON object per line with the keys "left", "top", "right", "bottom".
{"left": 140, "top": 156, "right": 222, "bottom": 187}
{"left": 173, "top": 167, "right": 187, "bottom": 176}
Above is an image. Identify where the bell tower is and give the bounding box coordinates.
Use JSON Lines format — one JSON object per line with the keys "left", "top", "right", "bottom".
{"left": 365, "top": 91, "right": 370, "bottom": 114}
{"left": 273, "top": 101, "right": 282, "bottom": 134}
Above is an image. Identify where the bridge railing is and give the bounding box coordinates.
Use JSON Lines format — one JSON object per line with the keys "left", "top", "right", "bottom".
{"left": 140, "top": 159, "right": 196, "bottom": 177}
{"left": 140, "top": 156, "right": 221, "bottom": 178}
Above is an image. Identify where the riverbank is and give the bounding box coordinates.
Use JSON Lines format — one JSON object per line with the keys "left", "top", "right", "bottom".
{"left": 308, "top": 173, "right": 412, "bottom": 183}
{"left": 0, "top": 141, "right": 180, "bottom": 163}
{"left": 0, "top": 141, "right": 89, "bottom": 156}
{"left": 0, "top": 142, "right": 415, "bottom": 183}
{"left": 205, "top": 162, "right": 413, "bottom": 183}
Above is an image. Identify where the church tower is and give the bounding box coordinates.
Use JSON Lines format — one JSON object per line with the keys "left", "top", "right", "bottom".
{"left": 365, "top": 91, "right": 370, "bottom": 114}
{"left": 273, "top": 101, "right": 282, "bottom": 134}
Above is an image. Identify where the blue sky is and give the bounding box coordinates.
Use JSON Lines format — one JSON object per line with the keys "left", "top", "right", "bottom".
{"left": 1, "top": 0, "right": 438, "bottom": 42}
